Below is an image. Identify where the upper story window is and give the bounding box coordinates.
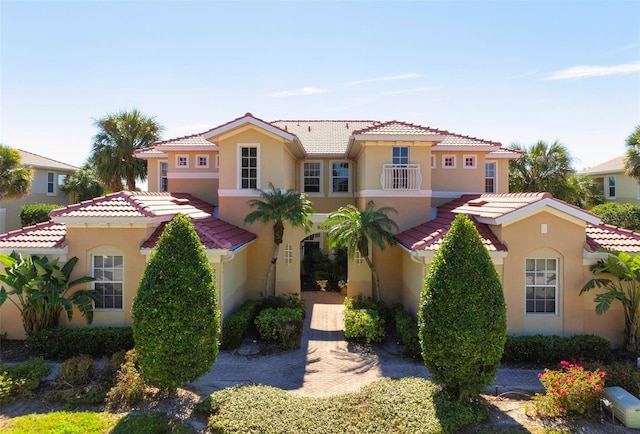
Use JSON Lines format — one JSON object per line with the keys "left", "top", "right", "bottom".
{"left": 607, "top": 175, "right": 616, "bottom": 198}
{"left": 485, "top": 162, "right": 496, "bottom": 193}
{"left": 93, "top": 255, "right": 124, "bottom": 310}
{"left": 463, "top": 155, "right": 477, "bottom": 169}
{"left": 196, "top": 155, "right": 209, "bottom": 168}
{"left": 525, "top": 258, "right": 558, "bottom": 315}
{"left": 430, "top": 155, "right": 436, "bottom": 169}
{"left": 160, "top": 161, "right": 168, "bottom": 192}
{"left": 176, "top": 155, "right": 189, "bottom": 168}
{"left": 331, "top": 161, "right": 350, "bottom": 193}
{"left": 240, "top": 145, "right": 258, "bottom": 189}
{"left": 392, "top": 147, "right": 409, "bottom": 165}
{"left": 47, "top": 172, "right": 56, "bottom": 195}
{"left": 303, "top": 161, "right": 321, "bottom": 193}
{"left": 442, "top": 155, "right": 456, "bottom": 169}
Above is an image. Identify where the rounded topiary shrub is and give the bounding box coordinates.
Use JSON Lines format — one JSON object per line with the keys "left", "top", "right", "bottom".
{"left": 419, "top": 213, "right": 507, "bottom": 401}
{"left": 132, "top": 214, "right": 220, "bottom": 392}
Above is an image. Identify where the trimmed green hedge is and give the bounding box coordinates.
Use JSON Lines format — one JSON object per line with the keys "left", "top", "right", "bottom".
{"left": 20, "top": 203, "right": 61, "bottom": 227}
{"left": 220, "top": 299, "right": 261, "bottom": 350}
{"left": 255, "top": 307, "right": 303, "bottom": 341}
{"left": 502, "top": 334, "right": 611, "bottom": 364}
{"left": 28, "top": 327, "right": 134, "bottom": 359}
{"left": 393, "top": 304, "right": 421, "bottom": 358}
{"left": 344, "top": 309, "right": 385, "bottom": 343}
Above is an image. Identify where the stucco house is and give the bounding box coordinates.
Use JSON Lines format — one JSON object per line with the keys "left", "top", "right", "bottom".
{"left": 0, "top": 149, "right": 78, "bottom": 233}
{"left": 582, "top": 156, "right": 640, "bottom": 205}
{"left": 0, "top": 113, "right": 638, "bottom": 345}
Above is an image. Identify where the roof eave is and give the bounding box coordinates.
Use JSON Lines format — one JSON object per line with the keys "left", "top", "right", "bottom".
{"left": 0, "top": 246, "right": 68, "bottom": 255}
{"left": 353, "top": 134, "right": 447, "bottom": 142}
{"left": 432, "top": 145, "right": 501, "bottom": 151}
{"left": 202, "top": 116, "right": 295, "bottom": 142}
{"left": 488, "top": 198, "right": 601, "bottom": 226}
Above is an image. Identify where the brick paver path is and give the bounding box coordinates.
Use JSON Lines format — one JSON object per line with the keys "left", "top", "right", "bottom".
{"left": 189, "top": 292, "right": 543, "bottom": 397}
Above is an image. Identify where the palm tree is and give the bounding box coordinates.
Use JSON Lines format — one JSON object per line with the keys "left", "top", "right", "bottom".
{"left": 60, "top": 166, "right": 105, "bottom": 202}
{"left": 508, "top": 140, "right": 575, "bottom": 200}
{"left": 322, "top": 200, "right": 398, "bottom": 301}
{"left": 91, "top": 109, "right": 164, "bottom": 191}
{"left": 624, "top": 125, "right": 640, "bottom": 180}
{"left": 244, "top": 183, "right": 315, "bottom": 297}
{"left": 0, "top": 145, "right": 33, "bottom": 200}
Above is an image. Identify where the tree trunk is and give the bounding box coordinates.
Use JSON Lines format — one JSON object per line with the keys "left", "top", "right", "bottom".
{"left": 264, "top": 242, "right": 280, "bottom": 297}
{"left": 363, "top": 255, "right": 381, "bottom": 301}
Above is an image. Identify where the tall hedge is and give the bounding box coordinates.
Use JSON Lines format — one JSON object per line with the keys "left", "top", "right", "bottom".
{"left": 20, "top": 203, "right": 60, "bottom": 227}
{"left": 132, "top": 214, "right": 220, "bottom": 392}
{"left": 419, "top": 214, "right": 507, "bottom": 401}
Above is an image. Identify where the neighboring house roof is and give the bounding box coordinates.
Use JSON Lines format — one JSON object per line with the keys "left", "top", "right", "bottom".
{"left": 0, "top": 221, "right": 66, "bottom": 250}
{"left": 581, "top": 156, "right": 625, "bottom": 175}
{"left": 395, "top": 195, "right": 507, "bottom": 252}
{"left": 271, "top": 120, "right": 376, "bottom": 155}
{"left": 18, "top": 149, "right": 79, "bottom": 171}
{"left": 1, "top": 192, "right": 256, "bottom": 252}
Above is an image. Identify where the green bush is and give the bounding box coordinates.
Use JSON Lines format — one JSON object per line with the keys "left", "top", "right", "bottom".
{"left": 584, "top": 360, "right": 640, "bottom": 397}
{"left": 344, "top": 309, "right": 385, "bottom": 343}
{"left": 419, "top": 214, "right": 507, "bottom": 401}
{"left": 260, "top": 293, "right": 306, "bottom": 315}
{"left": 132, "top": 215, "right": 220, "bottom": 392}
{"left": 591, "top": 202, "right": 640, "bottom": 232}
{"left": 0, "top": 357, "right": 51, "bottom": 404}
{"left": 55, "top": 354, "right": 96, "bottom": 387}
{"left": 20, "top": 203, "right": 61, "bottom": 227}
{"left": 502, "top": 334, "right": 611, "bottom": 364}
{"left": 393, "top": 304, "right": 421, "bottom": 359}
{"left": 255, "top": 307, "right": 303, "bottom": 341}
{"left": 220, "top": 299, "right": 261, "bottom": 350}
{"left": 28, "top": 327, "right": 134, "bottom": 359}
{"left": 112, "top": 411, "right": 192, "bottom": 434}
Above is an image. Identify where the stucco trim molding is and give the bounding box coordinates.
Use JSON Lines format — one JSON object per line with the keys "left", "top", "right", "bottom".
{"left": 0, "top": 247, "right": 68, "bottom": 256}
{"left": 477, "top": 198, "right": 601, "bottom": 226}
{"left": 357, "top": 189, "right": 432, "bottom": 198}
{"left": 218, "top": 189, "right": 262, "bottom": 198}
{"left": 167, "top": 172, "right": 220, "bottom": 179}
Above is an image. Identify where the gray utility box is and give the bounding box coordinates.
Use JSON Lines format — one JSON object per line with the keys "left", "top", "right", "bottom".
{"left": 604, "top": 386, "right": 640, "bottom": 428}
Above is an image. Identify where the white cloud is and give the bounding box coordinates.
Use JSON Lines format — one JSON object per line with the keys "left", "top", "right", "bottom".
{"left": 383, "top": 86, "right": 439, "bottom": 95}
{"left": 344, "top": 73, "right": 422, "bottom": 86}
{"left": 507, "top": 69, "right": 539, "bottom": 80}
{"left": 267, "top": 87, "right": 328, "bottom": 97}
{"left": 544, "top": 62, "right": 640, "bottom": 80}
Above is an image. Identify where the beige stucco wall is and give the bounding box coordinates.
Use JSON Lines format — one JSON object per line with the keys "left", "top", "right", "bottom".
{"left": 609, "top": 173, "right": 639, "bottom": 204}
{"left": 170, "top": 178, "right": 219, "bottom": 206}
{"left": 431, "top": 151, "right": 485, "bottom": 192}
{"left": 356, "top": 196, "right": 431, "bottom": 233}
{"left": 216, "top": 247, "right": 252, "bottom": 319}
{"left": 146, "top": 159, "right": 164, "bottom": 192}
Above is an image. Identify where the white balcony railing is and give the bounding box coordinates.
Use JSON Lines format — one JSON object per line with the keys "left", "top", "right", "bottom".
{"left": 380, "top": 164, "right": 422, "bottom": 190}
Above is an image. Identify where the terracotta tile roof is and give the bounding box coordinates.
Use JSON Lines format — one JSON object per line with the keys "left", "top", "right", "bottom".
{"left": 451, "top": 192, "right": 552, "bottom": 219}
{"left": 581, "top": 156, "right": 625, "bottom": 175}
{"left": 50, "top": 192, "right": 212, "bottom": 219}
{"left": 270, "top": 120, "right": 376, "bottom": 155}
{"left": 586, "top": 224, "right": 640, "bottom": 253}
{"left": 487, "top": 148, "right": 522, "bottom": 157}
{"left": 352, "top": 120, "right": 448, "bottom": 136}
{"left": 0, "top": 221, "right": 66, "bottom": 250}
{"left": 18, "top": 149, "right": 79, "bottom": 171}
{"left": 142, "top": 216, "right": 256, "bottom": 251}
{"left": 395, "top": 195, "right": 507, "bottom": 252}
{"left": 146, "top": 133, "right": 214, "bottom": 147}
{"left": 437, "top": 134, "right": 502, "bottom": 147}
{"left": 133, "top": 147, "right": 165, "bottom": 156}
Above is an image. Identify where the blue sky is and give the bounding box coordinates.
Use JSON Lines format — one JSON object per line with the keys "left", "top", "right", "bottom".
{"left": 1, "top": 1, "right": 639, "bottom": 170}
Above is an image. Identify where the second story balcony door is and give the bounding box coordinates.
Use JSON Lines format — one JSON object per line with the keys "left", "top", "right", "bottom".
{"left": 380, "top": 147, "right": 422, "bottom": 190}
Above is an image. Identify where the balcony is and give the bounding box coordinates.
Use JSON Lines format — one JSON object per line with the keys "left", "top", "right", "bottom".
{"left": 380, "top": 164, "right": 422, "bottom": 190}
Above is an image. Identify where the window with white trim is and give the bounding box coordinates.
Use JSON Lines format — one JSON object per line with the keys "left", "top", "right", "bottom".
{"left": 442, "top": 155, "right": 456, "bottom": 169}
{"left": 463, "top": 155, "right": 476, "bottom": 169}
{"left": 93, "top": 255, "right": 124, "bottom": 310}
{"left": 159, "top": 161, "right": 168, "bottom": 192}
{"left": 355, "top": 250, "right": 364, "bottom": 265}
{"left": 485, "top": 162, "right": 496, "bottom": 193}
{"left": 240, "top": 145, "right": 258, "bottom": 189}
{"left": 430, "top": 155, "right": 436, "bottom": 169}
{"left": 176, "top": 155, "right": 189, "bottom": 168}
{"left": 331, "top": 161, "right": 350, "bottom": 193}
{"left": 47, "top": 172, "right": 56, "bottom": 195}
{"left": 607, "top": 175, "right": 616, "bottom": 198}
{"left": 525, "top": 258, "right": 557, "bottom": 314}
{"left": 285, "top": 244, "right": 293, "bottom": 265}
{"left": 196, "top": 155, "right": 209, "bottom": 168}
{"left": 303, "top": 161, "right": 321, "bottom": 193}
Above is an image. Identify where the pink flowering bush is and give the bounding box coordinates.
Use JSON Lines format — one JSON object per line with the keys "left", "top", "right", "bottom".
{"left": 533, "top": 360, "right": 605, "bottom": 417}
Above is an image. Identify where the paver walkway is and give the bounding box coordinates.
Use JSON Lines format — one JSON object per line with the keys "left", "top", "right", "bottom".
{"left": 189, "top": 292, "right": 543, "bottom": 397}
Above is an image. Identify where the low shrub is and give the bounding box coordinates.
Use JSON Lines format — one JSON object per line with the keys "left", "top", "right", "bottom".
{"left": 502, "top": 334, "right": 611, "bottom": 364}
{"left": 393, "top": 304, "right": 421, "bottom": 358}
{"left": 255, "top": 307, "right": 303, "bottom": 342}
{"left": 20, "top": 203, "right": 61, "bottom": 227}
{"left": 584, "top": 360, "right": 640, "bottom": 397}
{"left": 260, "top": 293, "right": 306, "bottom": 315}
{"left": 44, "top": 354, "right": 114, "bottom": 407}
{"left": 55, "top": 354, "right": 96, "bottom": 387}
{"left": 344, "top": 309, "right": 385, "bottom": 343}
{"left": 0, "top": 357, "right": 51, "bottom": 404}
{"left": 28, "top": 327, "right": 134, "bottom": 359}
{"left": 105, "top": 349, "right": 148, "bottom": 411}
{"left": 220, "top": 299, "right": 261, "bottom": 350}
{"left": 112, "top": 411, "right": 193, "bottom": 434}
{"left": 533, "top": 360, "right": 605, "bottom": 417}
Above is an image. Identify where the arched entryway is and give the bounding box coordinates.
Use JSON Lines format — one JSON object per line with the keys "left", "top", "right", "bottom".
{"left": 299, "top": 232, "right": 347, "bottom": 292}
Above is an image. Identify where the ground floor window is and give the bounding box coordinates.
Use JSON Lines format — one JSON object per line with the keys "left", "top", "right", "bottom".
{"left": 525, "top": 258, "right": 557, "bottom": 314}
{"left": 93, "top": 255, "right": 124, "bottom": 309}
